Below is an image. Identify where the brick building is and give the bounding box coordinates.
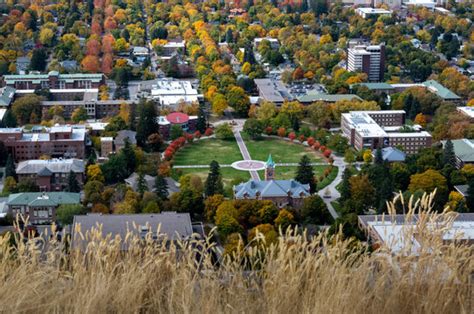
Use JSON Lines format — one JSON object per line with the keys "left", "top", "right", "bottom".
{"left": 341, "top": 110, "right": 432, "bottom": 154}
{"left": 157, "top": 112, "right": 197, "bottom": 139}
{"left": 0, "top": 125, "right": 87, "bottom": 161}
{"left": 16, "top": 159, "right": 85, "bottom": 192}
{"left": 6, "top": 192, "right": 81, "bottom": 224}
{"left": 347, "top": 43, "right": 385, "bottom": 82}
{"left": 2, "top": 72, "right": 105, "bottom": 93}
{"left": 233, "top": 155, "right": 310, "bottom": 209}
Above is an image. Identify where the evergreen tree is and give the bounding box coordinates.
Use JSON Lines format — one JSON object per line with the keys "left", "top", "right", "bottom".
{"left": 339, "top": 168, "right": 352, "bottom": 202}
{"left": 66, "top": 171, "right": 81, "bottom": 193}
{"left": 443, "top": 139, "right": 456, "bottom": 168}
{"left": 225, "top": 28, "right": 233, "bottom": 44}
{"left": 374, "top": 148, "right": 384, "bottom": 165}
{"left": 295, "top": 155, "right": 316, "bottom": 193}
{"left": 30, "top": 48, "right": 48, "bottom": 72}
{"left": 205, "top": 160, "right": 224, "bottom": 197}
{"left": 377, "top": 177, "right": 394, "bottom": 213}
{"left": 243, "top": 44, "right": 256, "bottom": 65}
{"left": 136, "top": 101, "right": 158, "bottom": 147}
{"left": 128, "top": 103, "right": 137, "bottom": 131}
{"left": 197, "top": 104, "right": 207, "bottom": 133}
{"left": 155, "top": 174, "right": 169, "bottom": 200}
{"left": 466, "top": 178, "right": 474, "bottom": 212}
{"left": 137, "top": 172, "right": 148, "bottom": 195}
{"left": 2, "top": 110, "right": 17, "bottom": 127}
{"left": 121, "top": 139, "right": 137, "bottom": 174}
{"left": 5, "top": 154, "right": 16, "bottom": 179}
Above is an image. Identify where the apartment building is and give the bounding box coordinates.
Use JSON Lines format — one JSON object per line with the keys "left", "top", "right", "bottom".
{"left": 16, "top": 159, "right": 85, "bottom": 192}
{"left": 341, "top": 110, "right": 432, "bottom": 154}
{"left": 0, "top": 125, "right": 87, "bottom": 161}
{"left": 41, "top": 98, "right": 135, "bottom": 119}
{"left": 347, "top": 44, "right": 385, "bottom": 82}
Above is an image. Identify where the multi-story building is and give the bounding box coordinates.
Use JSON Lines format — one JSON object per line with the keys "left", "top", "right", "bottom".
{"left": 347, "top": 44, "right": 385, "bottom": 82}
{"left": 341, "top": 110, "right": 432, "bottom": 154}
{"left": 233, "top": 155, "right": 311, "bottom": 209}
{"left": 2, "top": 72, "right": 105, "bottom": 100}
{"left": 16, "top": 159, "right": 85, "bottom": 192}
{"left": 100, "top": 137, "right": 114, "bottom": 157}
{"left": 157, "top": 112, "right": 197, "bottom": 139}
{"left": 41, "top": 98, "right": 135, "bottom": 120}
{"left": 6, "top": 192, "right": 81, "bottom": 224}
{"left": 356, "top": 8, "right": 392, "bottom": 19}
{"left": 149, "top": 79, "right": 201, "bottom": 109}
{"left": 0, "top": 125, "right": 87, "bottom": 161}
{"left": 442, "top": 139, "right": 474, "bottom": 169}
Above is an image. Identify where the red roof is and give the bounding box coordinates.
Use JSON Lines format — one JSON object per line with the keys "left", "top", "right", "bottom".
{"left": 166, "top": 112, "right": 189, "bottom": 124}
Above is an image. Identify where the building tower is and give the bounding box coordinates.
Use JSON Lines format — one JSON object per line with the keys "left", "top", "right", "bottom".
{"left": 265, "top": 154, "right": 275, "bottom": 181}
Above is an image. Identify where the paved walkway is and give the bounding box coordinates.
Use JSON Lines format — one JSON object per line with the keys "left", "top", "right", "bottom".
{"left": 232, "top": 120, "right": 260, "bottom": 181}
{"left": 174, "top": 162, "right": 326, "bottom": 169}
{"left": 317, "top": 156, "right": 346, "bottom": 219}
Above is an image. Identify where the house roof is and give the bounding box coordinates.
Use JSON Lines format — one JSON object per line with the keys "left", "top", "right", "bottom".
{"left": 351, "top": 82, "right": 395, "bottom": 91}
{"left": 16, "top": 159, "right": 85, "bottom": 175}
{"left": 422, "top": 80, "right": 460, "bottom": 100}
{"left": 166, "top": 112, "right": 189, "bottom": 124}
{"left": 297, "top": 92, "right": 362, "bottom": 103}
{"left": 443, "top": 139, "right": 474, "bottom": 163}
{"left": 7, "top": 192, "right": 80, "bottom": 207}
{"left": 115, "top": 130, "right": 137, "bottom": 146}
{"left": 124, "top": 173, "right": 180, "bottom": 196}
{"left": 234, "top": 179, "right": 310, "bottom": 199}
{"left": 373, "top": 147, "right": 406, "bottom": 162}
{"left": 71, "top": 212, "right": 194, "bottom": 250}
{"left": 0, "top": 86, "right": 16, "bottom": 107}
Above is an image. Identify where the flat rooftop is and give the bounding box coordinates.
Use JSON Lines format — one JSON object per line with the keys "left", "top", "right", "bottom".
{"left": 342, "top": 112, "right": 387, "bottom": 138}
{"left": 254, "top": 78, "right": 291, "bottom": 103}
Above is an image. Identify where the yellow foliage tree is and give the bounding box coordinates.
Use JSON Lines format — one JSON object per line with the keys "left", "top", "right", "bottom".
{"left": 87, "top": 164, "right": 105, "bottom": 183}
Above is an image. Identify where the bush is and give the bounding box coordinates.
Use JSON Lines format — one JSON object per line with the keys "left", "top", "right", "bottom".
{"left": 215, "top": 123, "right": 234, "bottom": 140}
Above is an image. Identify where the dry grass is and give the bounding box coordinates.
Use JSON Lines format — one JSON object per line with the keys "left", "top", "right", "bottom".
{"left": 0, "top": 193, "right": 472, "bottom": 314}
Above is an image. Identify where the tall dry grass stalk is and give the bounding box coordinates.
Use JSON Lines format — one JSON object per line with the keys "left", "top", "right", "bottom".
{"left": 0, "top": 193, "right": 472, "bottom": 314}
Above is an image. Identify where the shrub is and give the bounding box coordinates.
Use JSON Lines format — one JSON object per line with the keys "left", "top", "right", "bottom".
{"left": 288, "top": 132, "right": 296, "bottom": 141}
{"left": 277, "top": 127, "right": 286, "bottom": 137}
{"left": 298, "top": 134, "right": 305, "bottom": 143}
{"left": 265, "top": 126, "right": 273, "bottom": 135}
{"left": 307, "top": 137, "right": 315, "bottom": 146}
{"left": 323, "top": 149, "right": 332, "bottom": 158}
{"left": 194, "top": 130, "right": 202, "bottom": 139}
{"left": 204, "top": 128, "right": 213, "bottom": 136}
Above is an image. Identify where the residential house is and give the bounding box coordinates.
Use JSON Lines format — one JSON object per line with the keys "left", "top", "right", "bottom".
{"left": 15, "top": 56, "right": 31, "bottom": 74}
{"left": 372, "top": 147, "right": 406, "bottom": 162}
{"left": 125, "top": 172, "right": 180, "bottom": 196}
{"left": 114, "top": 130, "right": 137, "bottom": 152}
{"left": 441, "top": 139, "right": 474, "bottom": 169}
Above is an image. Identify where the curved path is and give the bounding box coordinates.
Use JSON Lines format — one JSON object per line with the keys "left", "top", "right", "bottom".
{"left": 317, "top": 156, "right": 346, "bottom": 219}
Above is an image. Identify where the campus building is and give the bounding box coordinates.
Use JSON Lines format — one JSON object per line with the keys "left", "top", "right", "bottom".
{"left": 16, "top": 159, "right": 85, "bottom": 192}
{"left": 356, "top": 8, "right": 392, "bottom": 19}
{"left": 2, "top": 72, "right": 105, "bottom": 99}
{"left": 347, "top": 43, "right": 385, "bottom": 82}
{"left": 441, "top": 139, "right": 474, "bottom": 169}
{"left": 233, "top": 155, "right": 311, "bottom": 209}
{"left": 41, "top": 98, "right": 135, "bottom": 120}
{"left": 71, "top": 212, "right": 195, "bottom": 251}
{"left": 157, "top": 112, "right": 197, "bottom": 139}
{"left": 149, "top": 79, "right": 200, "bottom": 109}
{"left": 341, "top": 110, "right": 432, "bottom": 154}
{"left": 254, "top": 78, "right": 292, "bottom": 106}
{"left": 0, "top": 125, "right": 87, "bottom": 161}
{"left": 6, "top": 192, "right": 81, "bottom": 224}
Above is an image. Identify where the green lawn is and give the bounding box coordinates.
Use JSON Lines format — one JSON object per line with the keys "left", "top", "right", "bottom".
{"left": 242, "top": 135, "right": 324, "bottom": 164}
{"left": 171, "top": 167, "right": 250, "bottom": 185}
{"left": 257, "top": 165, "right": 327, "bottom": 181}
{"left": 173, "top": 138, "right": 243, "bottom": 166}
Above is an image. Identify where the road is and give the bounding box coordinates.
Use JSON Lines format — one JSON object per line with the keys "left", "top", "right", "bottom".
{"left": 232, "top": 120, "right": 260, "bottom": 181}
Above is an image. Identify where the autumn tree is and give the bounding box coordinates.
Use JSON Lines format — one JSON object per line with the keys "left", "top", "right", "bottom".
{"left": 11, "top": 95, "right": 42, "bottom": 125}
{"left": 227, "top": 86, "right": 250, "bottom": 117}
{"left": 81, "top": 55, "right": 100, "bottom": 72}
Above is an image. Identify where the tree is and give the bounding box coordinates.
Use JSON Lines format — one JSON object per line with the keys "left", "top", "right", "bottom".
{"left": 243, "top": 118, "right": 263, "bottom": 139}
{"left": 295, "top": 155, "right": 316, "bottom": 193}
{"left": 301, "top": 195, "right": 330, "bottom": 225}
{"left": 155, "top": 174, "right": 169, "bottom": 200}
{"left": 205, "top": 160, "right": 224, "bottom": 197}
{"left": 136, "top": 101, "right": 158, "bottom": 147}
{"left": 204, "top": 194, "right": 225, "bottom": 222}
{"left": 248, "top": 224, "right": 278, "bottom": 247}
{"left": 143, "top": 201, "right": 160, "bottom": 213}
{"left": 2, "top": 176, "right": 17, "bottom": 194}
{"left": 101, "top": 154, "right": 129, "bottom": 184}
{"left": 196, "top": 104, "right": 207, "bottom": 133}
{"left": 137, "top": 172, "right": 148, "bottom": 195}
{"left": 227, "top": 86, "right": 250, "bottom": 117}
{"left": 170, "top": 125, "right": 184, "bottom": 140}
{"left": 2, "top": 110, "right": 17, "bottom": 127}
{"left": 274, "top": 209, "right": 295, "bottom": 232}
{"left": 211, "top": 93, "right": 228, "bottom": 116}
{"left": 5, "top": 154, "right": 16, "bottom": 179}
{"left": 339, "top": 168, "right": 352, "bottom": 202}
{"left": 465, "top": 178, "right": 474, "bottom": 212}
{"left": 11, "top": 95, "right": 42, "bottom": 125}
{"left": 81, "top": 55, "right": 101, "bottom": 72}
{"left": 56, "top": 204, "right": 85, "bottom": 226}
{"left": 215, "top": 201, "right": 242, "bottom": 241}
{"left": 86, "top": 164, "right": 104, "bottom": 183}
{"left": 71, "top": 107, "right": 88, "bottom": 123}
{"left": 408, "top": 169, "right": 448, "bottom": 207}
{"left": 443, "top": 140, "right": 456, "bottom": 168}
{"left": 374, "top": 148, "right": 384, "bottom": 165}
{"left": 66, "top": 171, "right": 80, "bottom": 193}
{"left": 30, "top": 48, "right": 47, "bottom": 71}
{"left": 121, "top": 139, "right": 137, "bottom": 174}
{"left": 215, "top": 123, "right": 234, "bottom": 140}
{"left": 346, "top": 175, "right": 375, "bottom": 214}
{"left": 363, "top": 150, "right": 373, "bottom": 163}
